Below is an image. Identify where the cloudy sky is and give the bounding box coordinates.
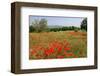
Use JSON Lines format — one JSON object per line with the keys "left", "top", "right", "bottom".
{"left": 29, "top": 15, "right": 85, "bottom": 27}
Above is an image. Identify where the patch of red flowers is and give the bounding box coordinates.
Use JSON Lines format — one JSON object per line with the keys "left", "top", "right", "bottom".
{"left": 44, "top": 47, "right": 55, "bottom": 56}
{"left": 57, "top": 56, "right": 64, "bottom": 58}
{"left": 29, "top": 40, "right": 79, "bottom": 59}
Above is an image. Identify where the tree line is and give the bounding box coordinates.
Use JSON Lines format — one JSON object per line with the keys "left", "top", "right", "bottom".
{"left": 29, "top": 18, "right": 87, "bottom": 33}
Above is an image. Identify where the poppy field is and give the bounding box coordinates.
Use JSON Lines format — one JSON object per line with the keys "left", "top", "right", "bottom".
{"left": 29, "top": 31, "right": 87, "bottom": 59}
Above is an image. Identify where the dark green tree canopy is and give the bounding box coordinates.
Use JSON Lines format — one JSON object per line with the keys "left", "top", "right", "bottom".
{"left": 80, "top": 18, "right": 87, "bottom": 31}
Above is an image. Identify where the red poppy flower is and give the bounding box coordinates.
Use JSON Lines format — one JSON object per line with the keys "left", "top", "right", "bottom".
{"left": 49, "top": 47, "right": 55, "bottom": 53}
{"left": 44, "top": 47, "right": 54, "bottom": 56}
{"left": 57, "top": 46, "right": 62, "bottom": 52}
{"left": 31, "top": 50, "right": 36, "bottom": 55}
{"left": 66, "top": 53, "right": 73, "bottom": 57}
{"left": 44, "top": 49, "right": 50, "bottom": 56}
{"left": 64, "top": 47, "right": 70, "bottom": 51}
{"left": 57, "top": 56, "right": 64, "bottom": 58}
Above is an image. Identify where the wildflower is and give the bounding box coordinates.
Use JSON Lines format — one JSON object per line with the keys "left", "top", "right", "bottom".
{"left": 44, "top": 47, "right": 54, "bottom": 56}
{"left": 64, "top": 47, "right": 71, "bottom": 51}
{"left": 30, "top": 49, "right": 36, "bottom": 55}
{"left": 66, "top": 53, "right": 73, "bottom": 57}
{"left": 57, "top": 56, "right": 64, "bottom": 58}
{"left": 57, "top": 46, "right": 62, "bottom": 52}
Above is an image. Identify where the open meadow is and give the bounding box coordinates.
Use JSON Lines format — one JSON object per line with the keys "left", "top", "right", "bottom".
{"left": 29, "top": 31, "right": 87, "bottom": 59}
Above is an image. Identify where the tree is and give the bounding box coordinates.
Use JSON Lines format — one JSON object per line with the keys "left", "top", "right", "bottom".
{"left": 32, "top": 19, "right": 40, "bottom": 32}
{"left": 39, "top": 18, "right": 47, "bottom": 32}
{"left": 29, "top": 25, "right": 35, "bottom": 32}
{"left": 31, "top": 18, "right": 47, "bottom": 32}
{"left": 80, "top": 18, "right": 87, "bottom": 31}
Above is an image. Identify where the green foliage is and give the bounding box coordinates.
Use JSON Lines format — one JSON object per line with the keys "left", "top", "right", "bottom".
{"left": 74, "top": 28, "right": 79, "bottom": 32}
{"left": 39, "top": 18, "right": 47, "bottom": 32}
{"left": 74, "top": 29, "right": 78, "bottom": 32}
{"left": 81, "top": 18, "right": 87, "bottom": 31}
{"left": 48, "top": 26, "right": 80, "bottom": 32}
{"left": 31, "top": 19, "right": 39, "bottom": 32}
{"left": 29, "top": 25, "right": 80, "bottom": 33}
{"left": 30, "top": 18, "right": 47, "bottom": 32}
{"left": 74, "top": 50, "right": 80, "bottom": 55}
{"left": 29, "top": 25, "right": 35, "bottom": 32}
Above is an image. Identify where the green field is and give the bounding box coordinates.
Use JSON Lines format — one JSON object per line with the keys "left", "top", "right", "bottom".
{"left": 29, "top": 31, "right": 87, "bottom": 59}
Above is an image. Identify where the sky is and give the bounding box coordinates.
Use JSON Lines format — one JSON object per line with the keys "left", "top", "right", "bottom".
{"left": 29, "top": 15, "right": 85, "bottom": 27}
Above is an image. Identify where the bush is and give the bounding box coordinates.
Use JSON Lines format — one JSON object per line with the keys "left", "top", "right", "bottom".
{"left": 74, "top": 29, "right": 78, "bottom": 32}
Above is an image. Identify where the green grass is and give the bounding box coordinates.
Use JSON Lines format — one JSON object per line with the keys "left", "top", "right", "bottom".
{"left": 29, "top": 31, "right": 87, "bottom": 59}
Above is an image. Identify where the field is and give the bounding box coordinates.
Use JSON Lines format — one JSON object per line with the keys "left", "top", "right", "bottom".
{"left": 29, "top": 31, "right": 87, "bottom": 59}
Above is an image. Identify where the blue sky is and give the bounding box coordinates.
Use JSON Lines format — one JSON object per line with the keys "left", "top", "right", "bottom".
{"left": 29, "top": 15, "right": 85, "bottom": 27}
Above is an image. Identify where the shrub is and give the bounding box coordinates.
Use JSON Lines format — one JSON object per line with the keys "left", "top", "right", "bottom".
{"left": 74, "top": 29, "right": 78, "bottom": 32}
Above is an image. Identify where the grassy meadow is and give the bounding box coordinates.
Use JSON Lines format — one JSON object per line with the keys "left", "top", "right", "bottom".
{"left": 29, "top": 31, "right": 87, "bottom": 59}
